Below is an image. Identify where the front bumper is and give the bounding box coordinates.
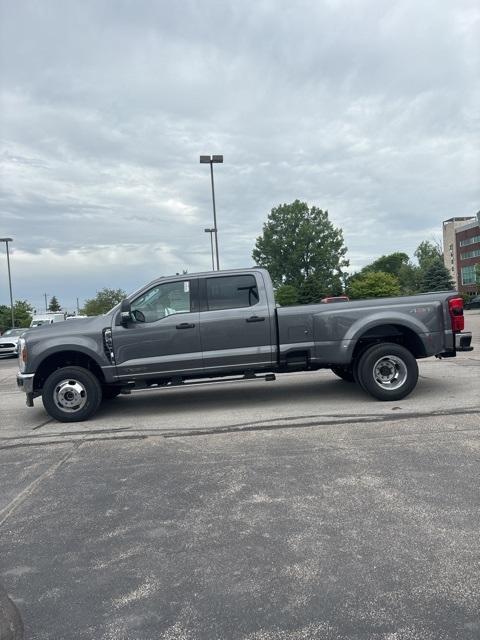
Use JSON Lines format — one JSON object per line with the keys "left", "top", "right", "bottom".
{"left": 455, "top": 332, "right": 473, "bottom": 352}
{"left": 0, "top": 347, "right": 18, "bottom": 356}
{"left": 17, "top": 372, "right": 35, "bottom": 394}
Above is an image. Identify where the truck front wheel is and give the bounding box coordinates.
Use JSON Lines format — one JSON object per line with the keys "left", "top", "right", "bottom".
{"left": 42, "top": 366, "right": 102, "bottom": 422}
{"left": 357, "top": 343, "right": 418, "bottom": 401}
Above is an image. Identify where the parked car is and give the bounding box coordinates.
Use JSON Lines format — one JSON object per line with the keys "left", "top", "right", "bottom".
{"left": 30, "top": 312, "right": 66, "bottom": 327}
{"left": 464, "top": 295, "right": 480, "bottom": 310}
{"left": 321, "top": 295, "right": 350, "bottom": 303}
{"left": 17, "top": 267, "right": 473, "bottom": 422}
{"left": 0, "top": 328, "right": 27, "bottom": 357}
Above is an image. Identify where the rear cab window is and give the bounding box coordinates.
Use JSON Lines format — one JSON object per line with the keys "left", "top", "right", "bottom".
{"left": 205, "top": 274, "right": 259, "bottom": 311}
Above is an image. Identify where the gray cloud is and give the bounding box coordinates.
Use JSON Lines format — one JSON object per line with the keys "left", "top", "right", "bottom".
{"left": 0, "top": 0, "right": 479, "bottom": 310}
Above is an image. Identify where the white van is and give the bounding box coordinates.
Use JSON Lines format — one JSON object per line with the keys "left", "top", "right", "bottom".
{"left": 30, "top": 313, "right": 66, "bottom": 327}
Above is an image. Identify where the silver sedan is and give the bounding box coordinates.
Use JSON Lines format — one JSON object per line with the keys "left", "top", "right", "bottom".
{"left": 0, "top": 328, "right": 27, "bottom": 357}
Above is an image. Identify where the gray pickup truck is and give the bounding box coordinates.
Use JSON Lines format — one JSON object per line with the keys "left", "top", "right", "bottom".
{"left": 17, "top": 268, "right": 473, "bottom": 422}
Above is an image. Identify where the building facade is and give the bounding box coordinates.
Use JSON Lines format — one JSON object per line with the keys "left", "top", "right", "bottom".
{"left": 443, "top": 212, "right": 480, "bottom": 294}
{"left": 456, "top": 213, "right": 480, "bottom": 294}
{"left": 442, "top": 216, "right": 475, "bottom": 288}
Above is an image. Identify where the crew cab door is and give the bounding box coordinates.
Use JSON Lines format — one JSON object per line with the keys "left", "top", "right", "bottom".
{"left": 199, "top": 272, "right": 274, "bottom": 372}
{"left": 112, "top": 279, "right": 203, "bottom": 380}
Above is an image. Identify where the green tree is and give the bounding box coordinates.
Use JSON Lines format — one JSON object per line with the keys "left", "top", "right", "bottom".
{"left": 419, "top": 258, "right": 455, "bottom": 292}
{"left": 348, "top": 271, "right": 401, "bottom": 299}
{"left": 48, "top": 295, "right": 61, "bottom": 312}
{"left": 275, "top": 284, "right": 299, "bottom": 306}
{"left": 298, "top": 275, "right": 326, "bottom": 304}
{"left": 252, "top": 200, "right": 349, "bottom": 292}
{"left": 0, "top": 300, "right": 33, "bottom": 331}
{"left": 81, "top": 288, "right": 127, "bottom": 316}
{"left": 397, "top": 263, "right": 421, "bottom": 295}
{"left": 414, "top": 240, "right": 442, "bottom": 270}
{"left": 363, "top": 252, "right": 410, "bottom": 277}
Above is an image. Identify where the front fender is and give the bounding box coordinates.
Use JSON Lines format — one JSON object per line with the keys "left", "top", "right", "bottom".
{"left": 27, "top": 337, "right": 109, "bottom": 374}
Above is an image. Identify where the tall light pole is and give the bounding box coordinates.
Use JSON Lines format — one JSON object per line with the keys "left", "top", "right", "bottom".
{"left": 0, "top": 238, "right": 14, "bottom": 328}
{"left": 200, "top": 154, "right": 223, "bottom": 270}
{"left": 204, "top": 228, "right": 216, "bottom": 271}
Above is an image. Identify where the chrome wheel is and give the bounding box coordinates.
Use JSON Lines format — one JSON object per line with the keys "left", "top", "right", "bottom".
{"left": 53, "top": 379, "right": 87, "bottom": 413}
{"left": 372, "top": 355, "right": 407, "bottom": 391}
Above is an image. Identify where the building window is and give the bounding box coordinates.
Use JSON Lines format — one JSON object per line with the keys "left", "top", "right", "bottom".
{"left": 460, "top": 249, "right": 480, "bottom": 260}
{"left": 449, "top": 243, "right": 453, "bottom": 250}
{"left": 461, "top": 265, "right": 477, "bottom": 285}
{"left": 459, "top": 235, "right": 480, "bottom": 247}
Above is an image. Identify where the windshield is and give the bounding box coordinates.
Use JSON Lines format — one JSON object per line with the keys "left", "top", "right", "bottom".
{"left": 31, "top": 320, "right": 49, "bottom": 326}
{"left": 3, "top": 329, "right": 25, "bottom": 336}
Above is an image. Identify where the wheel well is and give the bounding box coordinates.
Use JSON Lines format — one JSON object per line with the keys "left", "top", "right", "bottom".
{"left": 34, "top": 351, "right": 105, "bottom": 391}
{"left": 352, "top": 324, "right": 427, "bottom": 361}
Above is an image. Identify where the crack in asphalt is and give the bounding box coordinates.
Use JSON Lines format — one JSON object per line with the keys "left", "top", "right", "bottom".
{"left": 0, "top": 442, "right": 82, "bottom": 527}
{"left": 0, "top": 434, "right": 147, "bottom": 451}
{"left": 1, "top": 406, "right": 479, "bottom": 448}
{"left": 2, "top": 406, "right": 479, "bottom": 443}
{"left": 32, "top": 418, "right": 54, "bottom": 430}
{"left": 163, "top": 420, "right": 480, "bottom": 439}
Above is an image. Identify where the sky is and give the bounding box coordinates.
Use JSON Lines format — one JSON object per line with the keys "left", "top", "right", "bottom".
{"left": 1, "top": 0, "right": 479, "bottom": 312}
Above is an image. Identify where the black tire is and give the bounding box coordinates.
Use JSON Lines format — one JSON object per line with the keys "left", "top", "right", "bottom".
{"left": 331, "top": 366, "right": 355, "bottom": 382}
{"left": 102, "top": 386, "right": 122, "bottom": 400}
{"left": 357, "top": 342, "right": 418, "bottom": 401}
{"left": 42, "top": 366, "right": 102, "bottom": 422}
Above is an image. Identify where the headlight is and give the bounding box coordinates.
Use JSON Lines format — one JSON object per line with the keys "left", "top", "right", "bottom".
{"left": 18, "top": 338, "right": 27, "bottom": 372}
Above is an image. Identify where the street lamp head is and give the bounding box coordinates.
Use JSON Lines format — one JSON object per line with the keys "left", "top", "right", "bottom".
{"left": 204, "top": 228, "right": 216, "bottom": 233}
{"left": 199, "top": 155, "right": 223, "bottom": 164}
{"left": 0, "top": 238, "right": 13, "bottom": 242}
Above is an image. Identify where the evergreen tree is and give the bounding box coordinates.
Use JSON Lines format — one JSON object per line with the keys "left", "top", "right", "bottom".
{"left": 48, "top": 296, "right": 61, "bottom": 312}
{"left": 419, "top": 258, "right": 454, "bottom": 292}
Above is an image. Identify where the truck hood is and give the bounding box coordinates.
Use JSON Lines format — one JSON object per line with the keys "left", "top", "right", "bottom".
{"left": 25, "top": 315, "right": 112, "bottom": 343}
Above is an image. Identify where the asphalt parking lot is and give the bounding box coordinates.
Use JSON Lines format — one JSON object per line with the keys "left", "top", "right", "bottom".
{"left": 1, "top": 311, "right": 479, "bottom": 640}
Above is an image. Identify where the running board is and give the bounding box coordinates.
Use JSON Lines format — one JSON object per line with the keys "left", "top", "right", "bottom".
{"left": 140, "top": 373, "right": 277, "bottom": 389}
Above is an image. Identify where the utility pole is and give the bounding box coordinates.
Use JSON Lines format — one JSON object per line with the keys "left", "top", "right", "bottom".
{"left": 0, "top": 238, "right": 14, "bottom": 328}
{"left": 44, "top": 293, "right": 48, "bottom": 312}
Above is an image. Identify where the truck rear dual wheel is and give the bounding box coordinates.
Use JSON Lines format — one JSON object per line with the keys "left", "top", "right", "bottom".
{"left": 42, "top": 366, "right": 102, "bottom": 422}
{"left": 356, "top": 343, "right": 418, "bottom": 401}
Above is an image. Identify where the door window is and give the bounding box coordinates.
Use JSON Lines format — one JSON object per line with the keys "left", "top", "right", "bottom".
{"left": 206, "top": 275, "right": 259, "bottom": 311}
{"left": 131, "top": 281, "right": 191, "bottom": 323}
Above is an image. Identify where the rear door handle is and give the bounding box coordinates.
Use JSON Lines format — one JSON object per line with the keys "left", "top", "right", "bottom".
{"left": 176, "top": 322, "right": 195, "bottom": 329}
{"left": 246, "top": 316, "right": 265, "bottom": 323}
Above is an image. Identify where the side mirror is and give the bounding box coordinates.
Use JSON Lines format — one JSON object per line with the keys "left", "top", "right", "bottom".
{"left": 120, "top": 299, "right": 131, "bottom": 327}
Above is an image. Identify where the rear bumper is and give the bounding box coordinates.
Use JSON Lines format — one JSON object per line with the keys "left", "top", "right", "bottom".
{"left": 455, "top": 332, "right": 473, "bottom": 352}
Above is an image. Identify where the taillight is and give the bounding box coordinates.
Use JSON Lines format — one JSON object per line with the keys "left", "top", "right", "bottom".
{"left": 448, "top": 297, "right": 464, "bottom": 332}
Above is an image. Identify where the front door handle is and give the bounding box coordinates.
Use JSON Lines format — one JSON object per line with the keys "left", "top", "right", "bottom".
{"left": 246, "top": 316, "right": 265, "bottom": 323}
{"left": 176, "top": 322, "right": 195, "bottom": 329}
